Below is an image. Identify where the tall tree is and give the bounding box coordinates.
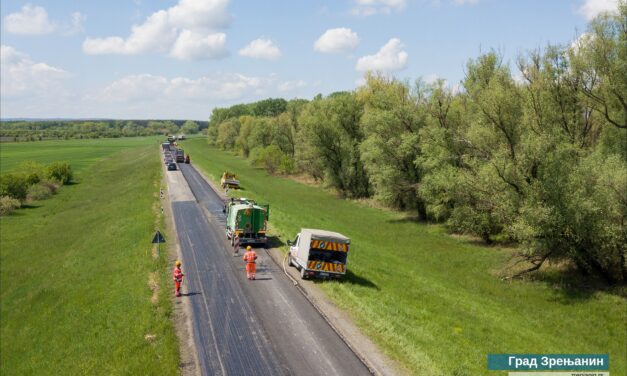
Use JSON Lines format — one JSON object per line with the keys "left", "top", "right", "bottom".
{"left": 357, "top": 74, "right": 427, "bottom": 216}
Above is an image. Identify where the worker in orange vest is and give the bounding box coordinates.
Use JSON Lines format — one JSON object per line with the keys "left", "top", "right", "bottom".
{"left": 242, "top": 246, "right": 257, "bottom": 280}
{"left": 173, "top": 260, "right": 184, "bottom": 297}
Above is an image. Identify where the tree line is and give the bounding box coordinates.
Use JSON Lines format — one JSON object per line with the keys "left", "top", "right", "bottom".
{"left": 206, "top": 8, "right": 626, "bottom": 284}
{"left": 0, "top": 119, "right": 206, "bottom": 141}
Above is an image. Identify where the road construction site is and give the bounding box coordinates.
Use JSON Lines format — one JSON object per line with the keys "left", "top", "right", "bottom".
{"left": 164, "top": 160, "right": 377, "bottom": 376}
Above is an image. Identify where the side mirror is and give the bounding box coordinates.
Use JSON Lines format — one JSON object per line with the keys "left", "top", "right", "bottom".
{"left": 287, "top": 240, "right": 292, "bottom": 246}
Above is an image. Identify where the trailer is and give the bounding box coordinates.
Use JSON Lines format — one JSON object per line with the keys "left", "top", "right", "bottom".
{"left": 224, "top": 198, "right": 269, "bottom": 245}
{"left": 287, "top": 229, "right": 350, "bottom": 280}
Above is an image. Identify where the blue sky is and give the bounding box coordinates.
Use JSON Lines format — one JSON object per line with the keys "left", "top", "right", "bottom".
{"left": 0, "top": 0, "right": 619, "bottom": 120}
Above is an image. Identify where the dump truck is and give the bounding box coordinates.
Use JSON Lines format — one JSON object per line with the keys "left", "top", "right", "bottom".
{"left": 223, "top": 198, "right": 269, "bottom": 245}
{"left": 221, "top": 171, "right": 240, "bottom": 189}
{"left": 287, "top": 229, "right": 350, "bottom": 280}
{"left": 175, "top": 148, "right": 185, "bottom": 163}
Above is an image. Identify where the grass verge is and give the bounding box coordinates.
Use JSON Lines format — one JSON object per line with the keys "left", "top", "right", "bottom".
{"left": 182, "top": 138, "right": 626, "bottom": 376}
{"left": 0, "top": 143, "right": 179, "bottom": 375}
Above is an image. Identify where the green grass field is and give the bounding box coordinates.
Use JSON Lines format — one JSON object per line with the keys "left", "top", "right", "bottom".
{"left": 182, "top": 138, "right": 626, "bottom": 376}
{"left": 0, "top": 139, "right": 179, "bottom": 375}
{"left": 0, "top": 137, "right": 161, "bottom": 174}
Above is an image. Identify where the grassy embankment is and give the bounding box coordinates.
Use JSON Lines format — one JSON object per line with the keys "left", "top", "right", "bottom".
{"left": 0, "top": 138, "right": 179, "bottom": 375}
{"left": 183, "top": 138, "right": 625, "bottom": 376}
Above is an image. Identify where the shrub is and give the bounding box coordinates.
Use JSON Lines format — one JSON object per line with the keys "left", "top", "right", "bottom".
{"left": 17, "top": 161, "right": 45, "bottom": 185}
{"left": 46, "top": 162, "right": 73, "bottom": 184}
{"left": 0, "top": 196, "right": 21, "bottom": 216}
{"left": 27, "top": 183, "right": 53, "bottom": 201}
{"left": 39, "top": 179, "right": 60, "bottom": 194}
{"left": 0, "top": 173, "right": 29, "bottom": 201}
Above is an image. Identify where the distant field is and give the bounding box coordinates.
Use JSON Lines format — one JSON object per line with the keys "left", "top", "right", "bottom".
{"left": 0, "top": 137, "right": 161, "bottom": 174}
{"left": 182, "top": 138, "right": 626, "bottom": 376}
{"left": 0, "top": 139, "right": 179, "bottom": 375}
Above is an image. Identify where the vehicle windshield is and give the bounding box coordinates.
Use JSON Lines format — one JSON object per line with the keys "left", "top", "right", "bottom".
{"left": 308, "top": 249, "right": 347, "bottom": 264}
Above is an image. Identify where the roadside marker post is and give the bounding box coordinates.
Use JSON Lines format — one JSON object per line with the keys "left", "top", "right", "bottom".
{"left": 151, "top": 230, "right": 166, "bottom": 258}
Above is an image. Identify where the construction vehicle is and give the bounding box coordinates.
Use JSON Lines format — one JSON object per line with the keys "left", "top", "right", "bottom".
{"left": 175, "top": 149, "right": 185, "bottom": 163}
{"left": 220, "top": 171, "right": 240, "bottom": 189}
{"left": 287, "top": 229, "right": 350, "bottom": 280}
{"left": 223, "top": 198, "right": 269, "bottom": 245}
{"left": 184, "top": 154, "right": 190, "bottom": 164}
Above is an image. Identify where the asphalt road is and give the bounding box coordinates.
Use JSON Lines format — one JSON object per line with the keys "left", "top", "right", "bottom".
{"left": 170, "top": 163, "right": 371, "bottom": 376}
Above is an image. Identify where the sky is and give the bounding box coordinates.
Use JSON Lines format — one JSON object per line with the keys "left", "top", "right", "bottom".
{"left": 0, "top": 0, "right": 620, "bottom": 120}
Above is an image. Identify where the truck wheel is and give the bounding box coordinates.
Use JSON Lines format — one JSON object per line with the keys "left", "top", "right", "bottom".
{"left": 287, "top": 255, "right": 294, "bottom": 267}
{"left": 300, "top": 267, "right": 307, "bottom": 280}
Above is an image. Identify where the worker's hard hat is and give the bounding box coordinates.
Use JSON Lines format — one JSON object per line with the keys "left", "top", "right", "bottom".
{"left": 175, "top": 260, "right": 182, "bottom": 266}
{"left": 246, "top": 245, "right": 252, "bottom": 250}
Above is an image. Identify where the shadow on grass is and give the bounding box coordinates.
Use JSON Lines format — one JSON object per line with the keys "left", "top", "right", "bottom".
{"left": 386, "top": 214, "right": 425, "bottom": 224}
{"left": 20, "top": 204, "right": 42, "bottom": 210}
{"left": 315, "top": 269, "right": 379, "bottom": 290}
{"left": 519, "top": 266, "right": 626, "bottom": 302}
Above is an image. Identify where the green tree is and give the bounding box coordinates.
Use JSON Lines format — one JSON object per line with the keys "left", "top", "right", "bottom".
{"left": 216, "top": 118, "right": 240, "bottom": 150}
{"left": 357, "top": 74, "right": 427, "bottom": 215}
{"left": 297, "top": 92, "right": 370, "bottom": 198}
{"left": 180, "top": 120, "right": 199, "bottom": 134}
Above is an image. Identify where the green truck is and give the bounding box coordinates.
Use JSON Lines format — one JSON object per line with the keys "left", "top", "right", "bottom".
{"left": 223, "top": 198, "right": 270, "bottom": 245}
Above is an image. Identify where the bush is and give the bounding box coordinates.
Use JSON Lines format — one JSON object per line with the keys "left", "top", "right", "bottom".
{"left": 17, "top": 161, "right": 45, "bottom": 185}
{"left": 46, "top": 162, "right": 73, "bottom": 184}
{"left": 0, "top": 173, "right": 29, "bottom": 201}
{"left": 27, "top": 183, "right": 53, "bottom": 201}
{"left": 0, "top": 196, "right": 21, "bottom": 216}
{"left": 251, "top": 145, "right": 285, "bottom": 174}
{"left": 39, "top": 179, "right": 60, "bottom": 194}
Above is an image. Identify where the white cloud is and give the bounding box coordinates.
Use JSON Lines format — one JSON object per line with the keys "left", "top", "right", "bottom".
{"left": 578, "top": 0, "right": 619, "bottom": 20}
{"left": 65, "top": 12, "right": 87, "bottom": 35}
{"left": 278, "top": 80, "right": 306, "bottom": 92}
{"left": 3, "top": 4, "right": 56, "bottom": 35}
{"left": 100, "top": 73, "right": 297, "bottom": 103}
{"left": 168, "top": 0, "right": 231, "bottom": 30}
{"left": 83, "top": 0, "right": 231, "bottom": 59}
{"left": 454, "top": 0, "right": 478, "bottom": 5}
{"left": 350, "top": 0, "right": 407, "bottom": 16}
{"left": 355, "top": 38, "right": 408, "bottom": 72}
{"left": 239, "top": 38, "right": 282, "bottom": 60}
{"left": 170, "top": 31, "right": 228, "bottom": 60}
{"left": 314, "top": 28, "right": 360, "bottom": 54}
{"left": 1, "top": 45, "right": 68, "bottom": 99}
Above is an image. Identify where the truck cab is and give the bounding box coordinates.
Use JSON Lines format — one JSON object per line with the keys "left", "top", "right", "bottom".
{"left": 287, "top": 228, "right": 350, "bottom": 280}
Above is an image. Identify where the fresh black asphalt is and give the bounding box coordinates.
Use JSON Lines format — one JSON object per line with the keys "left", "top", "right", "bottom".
{"left": 171, "top": 163, "right": 371, "bottom": 376}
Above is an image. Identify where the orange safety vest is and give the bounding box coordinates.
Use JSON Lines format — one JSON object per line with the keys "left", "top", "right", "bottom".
{"left": 243, "top": 250, "right": 257, "bottom": 264}
{"left": 173, "top": 267, "right": 184, "bottom": 282}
